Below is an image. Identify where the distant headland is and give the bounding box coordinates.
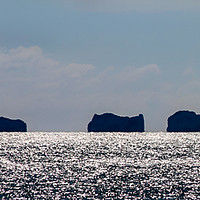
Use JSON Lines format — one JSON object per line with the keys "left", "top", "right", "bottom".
{"left": 0, "top": 117, "right": 27, "bottom": 132}
{"left": 88, "top": 113, "right": 145, "bottom": 132}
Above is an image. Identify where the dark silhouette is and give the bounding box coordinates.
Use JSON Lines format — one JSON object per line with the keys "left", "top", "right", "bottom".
{"left": 167, "top": 110, "right": 200, "bottom": 132}
{"left": 88, "top": 113, "right": 145, "bottom": 132}
{"left": 0, "top": 116, "right": 27, "bottom": 132}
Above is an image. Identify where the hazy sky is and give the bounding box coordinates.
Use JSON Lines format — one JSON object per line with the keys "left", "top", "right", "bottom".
{"left": 1, "top": 1, "right": 200, "bottom": 131}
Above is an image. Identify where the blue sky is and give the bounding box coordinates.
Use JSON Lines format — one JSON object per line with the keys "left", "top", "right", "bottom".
{"left": 1, "top": 1, "right": 200, "bottom": 131}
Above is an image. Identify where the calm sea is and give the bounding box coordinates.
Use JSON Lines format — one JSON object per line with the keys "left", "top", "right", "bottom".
{"left": 0, "top": 132, "right": 199, "bottom": 199}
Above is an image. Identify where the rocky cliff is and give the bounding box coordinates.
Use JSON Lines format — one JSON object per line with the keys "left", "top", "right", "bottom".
{"left": 0, "top": 117, "right": 27, "bottom": 132}
{"left": 88, "top": 113, "right": 144, "bottom": 132}
{"left": 167, "top": 110, "right": 200, "bottom": 132}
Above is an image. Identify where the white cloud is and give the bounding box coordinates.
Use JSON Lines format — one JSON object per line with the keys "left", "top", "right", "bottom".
{"left": 113, "top": 64, "right": 160, "bottom": 82}
{"left": 0, "top": 46, "right": 59, "bottom": 71}
{"left": 58, "top": 63, "right": 95, "bottom": 78}
{"left": 0, "top": 46, "right": 95, "bottom": 81}
{"left": 128, "top": 64, "right": 160, "bottom": 77}
{"left": 183, "top": 68, "right": 194, "bottom": 76}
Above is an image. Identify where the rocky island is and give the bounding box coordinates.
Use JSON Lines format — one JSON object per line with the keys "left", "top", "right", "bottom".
{"left": 88, "top": 113, "right": 145, "bottom": 132}
{"left": 167, "top": 110, "right": 200, "bottom": 132}
{"left": 0, "top": 116, "right": 27, "bottom": 132}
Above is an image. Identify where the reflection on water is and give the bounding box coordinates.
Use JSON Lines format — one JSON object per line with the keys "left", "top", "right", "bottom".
{"left": 0, "top": 132, "right": 199, "bottom": 199}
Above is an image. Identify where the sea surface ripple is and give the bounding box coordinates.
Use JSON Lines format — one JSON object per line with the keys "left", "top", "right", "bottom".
{"left": 0, "top": 132, "right": 200, "bottom": 199}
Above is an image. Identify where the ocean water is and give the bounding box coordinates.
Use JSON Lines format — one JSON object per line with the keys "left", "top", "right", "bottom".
{"left": 0, "top": 132, "right": 199, "bottom": 199}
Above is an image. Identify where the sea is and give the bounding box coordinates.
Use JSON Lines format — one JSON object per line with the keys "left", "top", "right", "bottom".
{"left": 0, "top": 132, "right": 199, "bottom": 199}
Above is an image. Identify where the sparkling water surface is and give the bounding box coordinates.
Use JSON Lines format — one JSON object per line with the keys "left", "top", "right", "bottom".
{"left": 0, "top": 132, "right": 199, "bottom": 199}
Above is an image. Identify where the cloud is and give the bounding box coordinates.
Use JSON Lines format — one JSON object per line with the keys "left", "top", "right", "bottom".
{"left": 89, "top": 64, "right": 160, "bottom": 86}
{"left": 0, "top": 46, "right": 58, "bottom": 70}
{"left": 183, "top": 68, "right": 194, "bottom": 76}
{"left": 57, "top": 63, "right": 95, "bottom": 78}
{"left": 0, "top": 46, "right": 163, "bottom": 131}
{"left": 0, "top": 46, "right": 95, "bottom": 84}
{"left": 114, "top": 64, "right": 160, "bottom": 82}
{"left": 65, "top": 0, "right": 200, "bottom": 12}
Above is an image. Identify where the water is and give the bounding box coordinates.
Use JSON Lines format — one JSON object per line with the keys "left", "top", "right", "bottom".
{"left": 0, "top": 132, "right": 199, "bottom": 199}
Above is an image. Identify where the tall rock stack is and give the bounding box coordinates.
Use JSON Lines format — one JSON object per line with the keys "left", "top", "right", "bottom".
{"left": 167, "top": 110, "right": 200, "bottom": 132}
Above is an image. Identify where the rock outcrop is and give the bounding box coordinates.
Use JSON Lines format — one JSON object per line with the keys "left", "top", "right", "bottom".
{"left": 88, "top": 113, "right": 145, "bottom": 132}
{"left": 167, "top": 110, "right": 200, "bottom": 132}
{"left": 0, "top": 117, "right": 27, "bottom": 132}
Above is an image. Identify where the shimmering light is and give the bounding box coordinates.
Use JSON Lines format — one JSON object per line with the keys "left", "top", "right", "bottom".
{"left": 0, "top": 132, "right": 199, "bottom": 199}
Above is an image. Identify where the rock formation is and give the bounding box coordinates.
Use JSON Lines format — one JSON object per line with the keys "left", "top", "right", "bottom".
{"left": 88, "top": 113, "right": 145, "bottom": 132}
{"left": 167, "top": 110, "right": 200, "bottom": 132}
{"left": 0, "top": 117, "right": 27, "bottom": 132}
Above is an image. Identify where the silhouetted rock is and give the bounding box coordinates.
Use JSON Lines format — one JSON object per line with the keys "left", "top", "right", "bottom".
{"left": 88, "top": 113, "right": 145, "bottom": 132}
{"left": 0, "top": 117, "right": 27, "bottom": 132}
{"left": 167, "top": 110, "right": 200, "bottom": 132}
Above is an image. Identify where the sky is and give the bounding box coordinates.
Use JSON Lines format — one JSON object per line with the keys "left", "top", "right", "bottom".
{"left": 1, "top": 0, "right": 200, "bottom": 131}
